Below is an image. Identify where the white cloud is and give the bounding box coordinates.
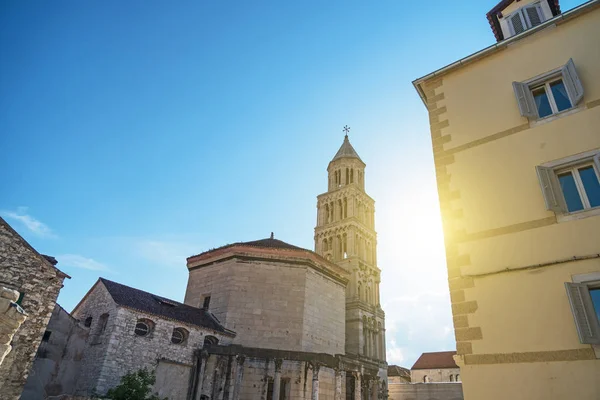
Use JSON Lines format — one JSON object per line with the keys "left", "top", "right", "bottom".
{"left": 57, "top": 254, "right": 110, "bottom": 271}
{"left": 383, "top": 291, "right": 455, "bottom": 368}
{"left": 1, "top": 207, "right": 56, "bottom": 238}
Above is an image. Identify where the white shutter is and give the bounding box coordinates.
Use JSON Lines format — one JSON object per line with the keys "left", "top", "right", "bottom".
{"left": 513, "top": 81, "right": 537, "bottom": 118}
{"left": 535, "top": 165, "right": 566, "bottom": 213}
{"left": 524, "top": 5, "right": 543, "bottom": 27}
{"left": 564, "top": 282, "right": 600, "bottom": 345}
{"left": 562, "top": 58, "right": 584, "bottom": 105}
{"left": 509, "top": 12, "right": 526, "bottom": 35}
{"left": 594, "top": 153, "right": 600, "bottom": 171}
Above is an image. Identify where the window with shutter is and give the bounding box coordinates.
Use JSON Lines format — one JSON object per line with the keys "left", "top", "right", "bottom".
{"left": 509, "top": 12, "right": 526, "bottom": 35}
{"left": 565, "top": 282, "right": 600, "bottom": 344}
{"left": 536, "top": 151, "right": 600, "bottom": 218}
{"left": 514, "top": 59, "right": 584, "bottom": 120}
{"left": 535, "top": 166, "right": 566, "bottom": 213}
{"left": 512, "top": 81, "right": 537, "bottom": 118}
{"left": 524, "top": 5, "right": 543, "bottom": 28}
{"left": 562, "top": 58, "right": 584, "bottom": 105}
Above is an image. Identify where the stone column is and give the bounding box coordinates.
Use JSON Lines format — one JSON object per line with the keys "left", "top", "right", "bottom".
{"left": 354, "top": 372, "right": 362, "bottom": 400}
{"left": 373, "top": 331, "right": 378, "bottom": 361}
{"left": 311, "top": 362, "right": 320, "bottom": 400}
{"left": 371, "top": 377, "right": 378, "bottom": 400}
{"left": 272, "top": 359, "right": 282, "bottom": 400}
{"left": 194, "top": 350, "right": 209, "bottom": 400}
{"left": 232, "top": 355, "right": 245, "bottom": 400}
{"left": 334, "top": 369, "right": 342, "bottom": 400}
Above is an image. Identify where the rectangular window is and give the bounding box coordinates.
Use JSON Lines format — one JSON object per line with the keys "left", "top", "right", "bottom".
{"left": 507, "top": 3, "right": 545, "bottom": 36}
{"left": 565, "top": 281, "right": 600, "bottom": 344}
{"left": 202, "top": 295, "right": 211, "bottom": 309}
{"left": 42, "top": 330, "right": 52, "bottom": 342}
{"left": 513, "top": 59, "right": 584, "bottom": 120}
{"left": 536, "top": 152, "right": 600, "bottom": 216}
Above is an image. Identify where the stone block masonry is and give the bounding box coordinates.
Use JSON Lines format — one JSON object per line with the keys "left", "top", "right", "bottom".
{"left": 0, "top": 218, "right": 67, "bottom": 400}
{"left": 0, "top": 287, "right": 27, "bottom": 366}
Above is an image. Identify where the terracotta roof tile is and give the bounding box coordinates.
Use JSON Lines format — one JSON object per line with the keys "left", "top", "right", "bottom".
{"left": 411, "top": 351, "right": 458, "bottom": 370}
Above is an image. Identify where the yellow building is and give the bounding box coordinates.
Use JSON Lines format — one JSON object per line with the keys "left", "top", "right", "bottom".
{"left": 412, "top": 0, "right": 600, "bottom": 398}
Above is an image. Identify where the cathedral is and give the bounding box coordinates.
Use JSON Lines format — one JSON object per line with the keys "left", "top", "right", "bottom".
{"left": 21, "top": 135, "right": 388, "bottom": 400}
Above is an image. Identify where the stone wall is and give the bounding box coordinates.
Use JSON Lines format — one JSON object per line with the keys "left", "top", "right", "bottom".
{"left": 185, "top": 257, "right": 346, "bottom": 355}
{"left": 154, "top": 359, "right": 192, "bottom": 400}
{"left": 71, "top": 281, "right": 119, "bottom": 395}
{"left": 0, "top": 287, "right": 27, "bottom": 366}
{"left": 0, "top": 218, "right": 67, "bottom": 400}
{"left": 21, "top": 304, "right": 89, "bottom": 400}
{"left": 411, "top": 368, "right": 461, "bottom": 383}
{"left": 302, "top": 268, "right": 345, "bottom": 354}
{"left": 72, "top": 281, "right": 233, "bottom": 397}
{"left": 388, "top": 382, "right": 464, "bottom": 400}
{"left": 185, "top": 259, "right": 307, "bottom": 351}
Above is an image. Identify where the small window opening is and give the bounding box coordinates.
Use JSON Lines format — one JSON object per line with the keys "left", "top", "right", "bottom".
{"left": 84, "top": 317, "right": 93, "bottom": 328}
{"left": 42, "top": 330, "right": 51, "bottom": 342}
{"left": 423, "top": 375, "right": 428, "bottom": 383}
{"left": 98, "top": 313, "right": 109, "bottom": 334}
{"left": 204, "top": 335, "right": 219, "bottom": 347}
{"left": 203, "top": 295, "right": 211, "bottom": 309}
{"left": 16, "top": 292, "right": 25, "bottom": 306}
{"left": 171, "top": 327, "right": 187, "bottom": 345}
{"left": 449, "top": 374, "right": 454, "bottom": 382}
{"left": 134, "top": 319, "right": 153, "bottom": 337}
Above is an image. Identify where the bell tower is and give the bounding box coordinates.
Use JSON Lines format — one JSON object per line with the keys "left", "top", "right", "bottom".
{"left": 314, "top": 131, "right": 386, "bottom": 362}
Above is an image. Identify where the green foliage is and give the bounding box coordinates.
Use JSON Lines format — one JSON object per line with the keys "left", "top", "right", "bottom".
{"left": 106, "top": 368, "right": 167, "bottom": 400}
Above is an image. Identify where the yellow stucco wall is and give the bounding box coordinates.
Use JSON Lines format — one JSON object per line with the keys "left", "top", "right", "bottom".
{"left": 417, "top": 2, "right": 600, "bottom": 399}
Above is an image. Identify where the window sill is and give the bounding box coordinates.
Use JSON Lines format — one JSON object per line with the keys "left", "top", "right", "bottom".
{"left": 557, "top": 207, "right": 600, "bottom": 223}
{"left": 529, "top": 104, "right": 585, "bottom": 128}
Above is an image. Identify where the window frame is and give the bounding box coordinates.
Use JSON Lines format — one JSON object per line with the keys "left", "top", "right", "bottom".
{"left": 134, "top": 318, "right": 155, "bottom": 338}
{"left": 536, "top": 150, "right": 600, "bottom": 219}
{"left": 565, "top": 272, "right": 600, "bottom": 345}
{"left": 513, "top": 59, "right": 584, "bottom": 121}
{"left": 530, "top": 77, "right": 572, "bottom": 118}
{"left": 555, "top": 162, "right": 600, "bottom": 212}
{"left": 507, "top": 2, "right": 544, "bottom": 36}
{"left": 171, "top": 327, "right": 188, "bottom": 345}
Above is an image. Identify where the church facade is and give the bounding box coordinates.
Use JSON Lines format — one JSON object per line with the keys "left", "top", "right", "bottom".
{"left": 22, "top": 136, "right": 388, "bottom": 400}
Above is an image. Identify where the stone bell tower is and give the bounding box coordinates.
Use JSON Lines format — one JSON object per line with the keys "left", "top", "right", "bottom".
{"left": 314, "top": 132, "right": 386, "bottom": 362}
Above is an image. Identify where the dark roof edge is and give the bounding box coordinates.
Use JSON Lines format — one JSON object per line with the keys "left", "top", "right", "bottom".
{"left": 116, "top": 303, "right": 236, "bottom": 337}
{"left": 98, "top": 278, "right": 235, "bottom": 335}
{"left": 0, "top": 217, "right": 70, "bottom": 279}
{"left": 412, "top": 0, "right": 600, "bottom": 107}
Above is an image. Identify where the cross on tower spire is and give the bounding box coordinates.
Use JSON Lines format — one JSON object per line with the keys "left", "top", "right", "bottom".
{"left": 343, "top": 125, "right": 350, "bottom": 138}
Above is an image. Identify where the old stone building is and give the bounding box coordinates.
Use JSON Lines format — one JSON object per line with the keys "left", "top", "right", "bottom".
{"left": 0, "top": 217, "right": 69, "bottom": 400}
{"left": 66, "top": 278, "right": 235, "bottom": 399}
{"left": 27, "top": 135, "right": 388, "bottom": 399}
{"left": 410, "top": 351, "right": 460, "bottom": 384}
{"left": 387, "top": 352, "right": 463, "bottom": 400}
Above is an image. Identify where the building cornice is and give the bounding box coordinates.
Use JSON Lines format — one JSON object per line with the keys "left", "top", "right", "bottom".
{"left": 412, "top": 0, "right": 600, "bottom": 107}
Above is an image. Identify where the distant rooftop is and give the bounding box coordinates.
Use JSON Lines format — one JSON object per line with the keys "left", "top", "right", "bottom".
{"left": 411, "top": 351, "right": 458, "bottom": 370}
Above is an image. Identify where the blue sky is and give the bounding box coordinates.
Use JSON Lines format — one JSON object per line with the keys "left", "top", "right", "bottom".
{"left": 1, "top": 0, "right": 581, "bottom": 367}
